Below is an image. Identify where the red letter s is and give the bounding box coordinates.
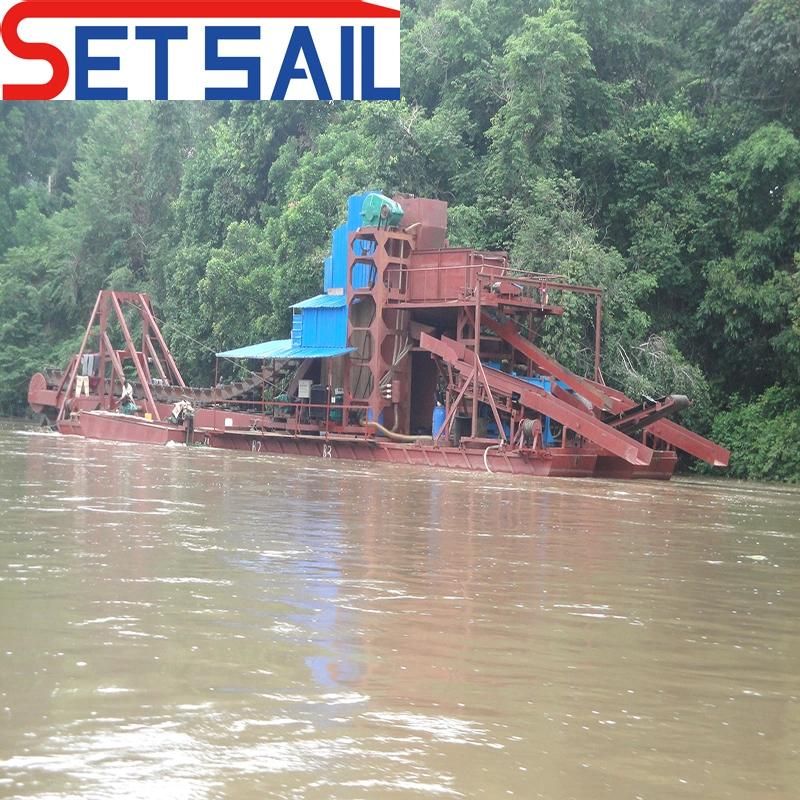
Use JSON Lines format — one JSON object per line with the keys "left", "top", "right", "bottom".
{"left": 2, "top": 2, "right": 69, "bottom": 100}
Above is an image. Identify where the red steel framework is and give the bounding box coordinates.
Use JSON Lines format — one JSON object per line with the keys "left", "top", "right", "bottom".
{"left": 28, "top": 194, "right": 730, "bottom": 480}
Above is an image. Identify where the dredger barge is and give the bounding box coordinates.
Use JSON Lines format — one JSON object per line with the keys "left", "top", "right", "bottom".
{"left": 27, "top": 192, "right": 729, "bottom": 479}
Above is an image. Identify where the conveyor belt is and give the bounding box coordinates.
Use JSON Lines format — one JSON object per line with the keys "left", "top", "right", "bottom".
{"left": 480, "top": 312, "right": 730, "bottom": 467}
{"left": 43, "top": 368, "right": 266, "bottom": 405}
{"left": 420, "top": 333, "right": 654, "bottom": 466}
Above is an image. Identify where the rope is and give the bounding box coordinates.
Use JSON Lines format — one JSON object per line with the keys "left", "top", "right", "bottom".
{"left": 150, "top": 311, "right": 275, "bottom": 386}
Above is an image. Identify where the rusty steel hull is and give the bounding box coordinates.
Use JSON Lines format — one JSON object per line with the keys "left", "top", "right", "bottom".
{"left": 202, "top": 429, "right": 599, "bottom": 478}
{"left": 53, "top": 411, "right": 677, "bottom": 480}
{"left": 60, "top": 411, "right": 188, "bottom": 446}
{"left": 593, "top": 450, "right": 678, "bottom": 480}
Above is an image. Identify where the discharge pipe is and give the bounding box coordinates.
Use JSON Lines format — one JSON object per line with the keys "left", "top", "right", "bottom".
{"left": 363, "top": 420, "right": 432, "bottom": 443}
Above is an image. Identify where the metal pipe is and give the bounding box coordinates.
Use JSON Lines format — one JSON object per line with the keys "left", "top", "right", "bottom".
{"left": 363, "top": 420, "right": 432, "bottom": 443}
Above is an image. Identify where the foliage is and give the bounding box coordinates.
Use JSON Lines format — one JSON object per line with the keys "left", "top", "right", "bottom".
{"left": 709, "top": 386, "right": 800, "bottom": 482}
{"left": 0, "top": 0, "right": 798, "bottom": 481}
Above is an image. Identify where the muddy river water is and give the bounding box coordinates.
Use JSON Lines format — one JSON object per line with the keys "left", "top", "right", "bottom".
{"left": 0, "top": 423, "right": 798, "bottom": 799}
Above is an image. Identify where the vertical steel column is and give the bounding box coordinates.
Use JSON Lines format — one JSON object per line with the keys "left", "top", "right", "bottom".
{"left": 139, "top": 312, "right": 153, "bottom": 386}
{"left": 470, "top": 275, "right": 482, "bottom": 438}
{"left": 594, "top": 294, "right": 603, "bottom": 384}
{"left": 97, "top": 295, "right": 108, "bottom": 410}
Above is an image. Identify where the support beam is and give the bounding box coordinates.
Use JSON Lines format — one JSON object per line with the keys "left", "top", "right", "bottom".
{"left": 471, "top": 284, "right": 482, "bottom": 437}
{"left": 476, "top": 356, "right": 507, "bottom": 443}
{"left": 480, "top": 311, "right": 625, "bottom": 413}
{"left": 421, "top": 333, "right": 653, "bottom": 466}
{"left": 594, "top": 295, "right": 603, "bottom": 383}
{"left": 434, "top": 365, "right": 476, "bottom": 446}
{"left": 137, "top": 294, "right": 186, "bottom": 387}
{"left": 98, "top": 298, "right": 109, "bottom": 410}
{"left": 647, "top": 419, "right": 730, "bottom": 467}
{"left": 110, "top": 293, "right": 160, "bottom": 420}
{"left": 465, "top": 307, "right": 506, "bottom": 442}
{"left": 144, "top": 336, "right": 169, "bottom": 382}
{"left": 101, "top": 333, "right": 127, "bottom": 385}
{"left": 580, "top": 375, "right": 731, "bottom": 467}
{"left": 57, "top": 291, "right": 103, "bottom": 422}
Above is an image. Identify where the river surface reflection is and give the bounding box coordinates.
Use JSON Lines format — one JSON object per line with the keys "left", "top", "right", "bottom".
{"left": 0, "top": 423, "right": 798, "bottom": 799}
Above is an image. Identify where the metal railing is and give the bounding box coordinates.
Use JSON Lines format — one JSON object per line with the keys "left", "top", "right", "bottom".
{"left": 388, "top": 255, "right": 508, "bottom": 304}
{"left": 197, "top": 396, "right": 373, "bottom": 439}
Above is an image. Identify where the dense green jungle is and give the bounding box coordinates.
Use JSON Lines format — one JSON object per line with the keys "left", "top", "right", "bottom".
{"left": 0, "top": 0, "right": 798, "bottom": 480}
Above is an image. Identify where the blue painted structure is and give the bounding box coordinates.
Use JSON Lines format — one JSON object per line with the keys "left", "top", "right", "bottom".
{"left": 432, "top": 404, "right": 447, "bottom": 438}
{"left": 290, "top": 294, "right": 348, "bottom": 350}
{"left": 324, "top": 191, "right": 375, "bottom": 292}
{"left": 217, "top": 290, "right": 351, "bottom": 358}
{"left": 218, "top": 192, "right": 378, "bottom": 360}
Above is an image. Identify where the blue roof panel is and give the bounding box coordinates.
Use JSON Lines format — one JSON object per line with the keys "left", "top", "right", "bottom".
{"left": 290, "top": 293, "right": 347, "bottom": 309}
{"left": 217, "top": 339, "right": 354, "bottom": 360}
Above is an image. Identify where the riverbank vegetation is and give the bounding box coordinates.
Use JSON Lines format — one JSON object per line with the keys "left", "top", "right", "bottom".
{"left": 0, "top": 0, "right": 798, "bottom": 480}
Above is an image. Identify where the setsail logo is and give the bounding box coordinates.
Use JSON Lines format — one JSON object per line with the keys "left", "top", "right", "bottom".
{"left": 0, "top": 1, "right": 400, "bottom": 100}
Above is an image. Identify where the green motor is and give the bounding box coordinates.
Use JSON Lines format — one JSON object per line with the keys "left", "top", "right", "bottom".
{"left": 360, "top": 192, "right": 404, "bottom": 229}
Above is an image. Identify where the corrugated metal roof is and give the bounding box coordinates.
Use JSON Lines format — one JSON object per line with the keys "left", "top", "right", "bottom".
{"left": 217, "top": 339, "right": 354, "bottom": 360}
{"left": 290, "top": 293, "right": 347, "bottom": 309}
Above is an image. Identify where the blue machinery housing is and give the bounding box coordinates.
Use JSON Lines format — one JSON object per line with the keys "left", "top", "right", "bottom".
{"left": 218, "top": 192, "right": 372, "bottom": 361}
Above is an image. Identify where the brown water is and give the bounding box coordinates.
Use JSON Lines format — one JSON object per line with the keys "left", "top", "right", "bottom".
{"left": 0, "top": 423, "right": 798, "bottom": 800}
